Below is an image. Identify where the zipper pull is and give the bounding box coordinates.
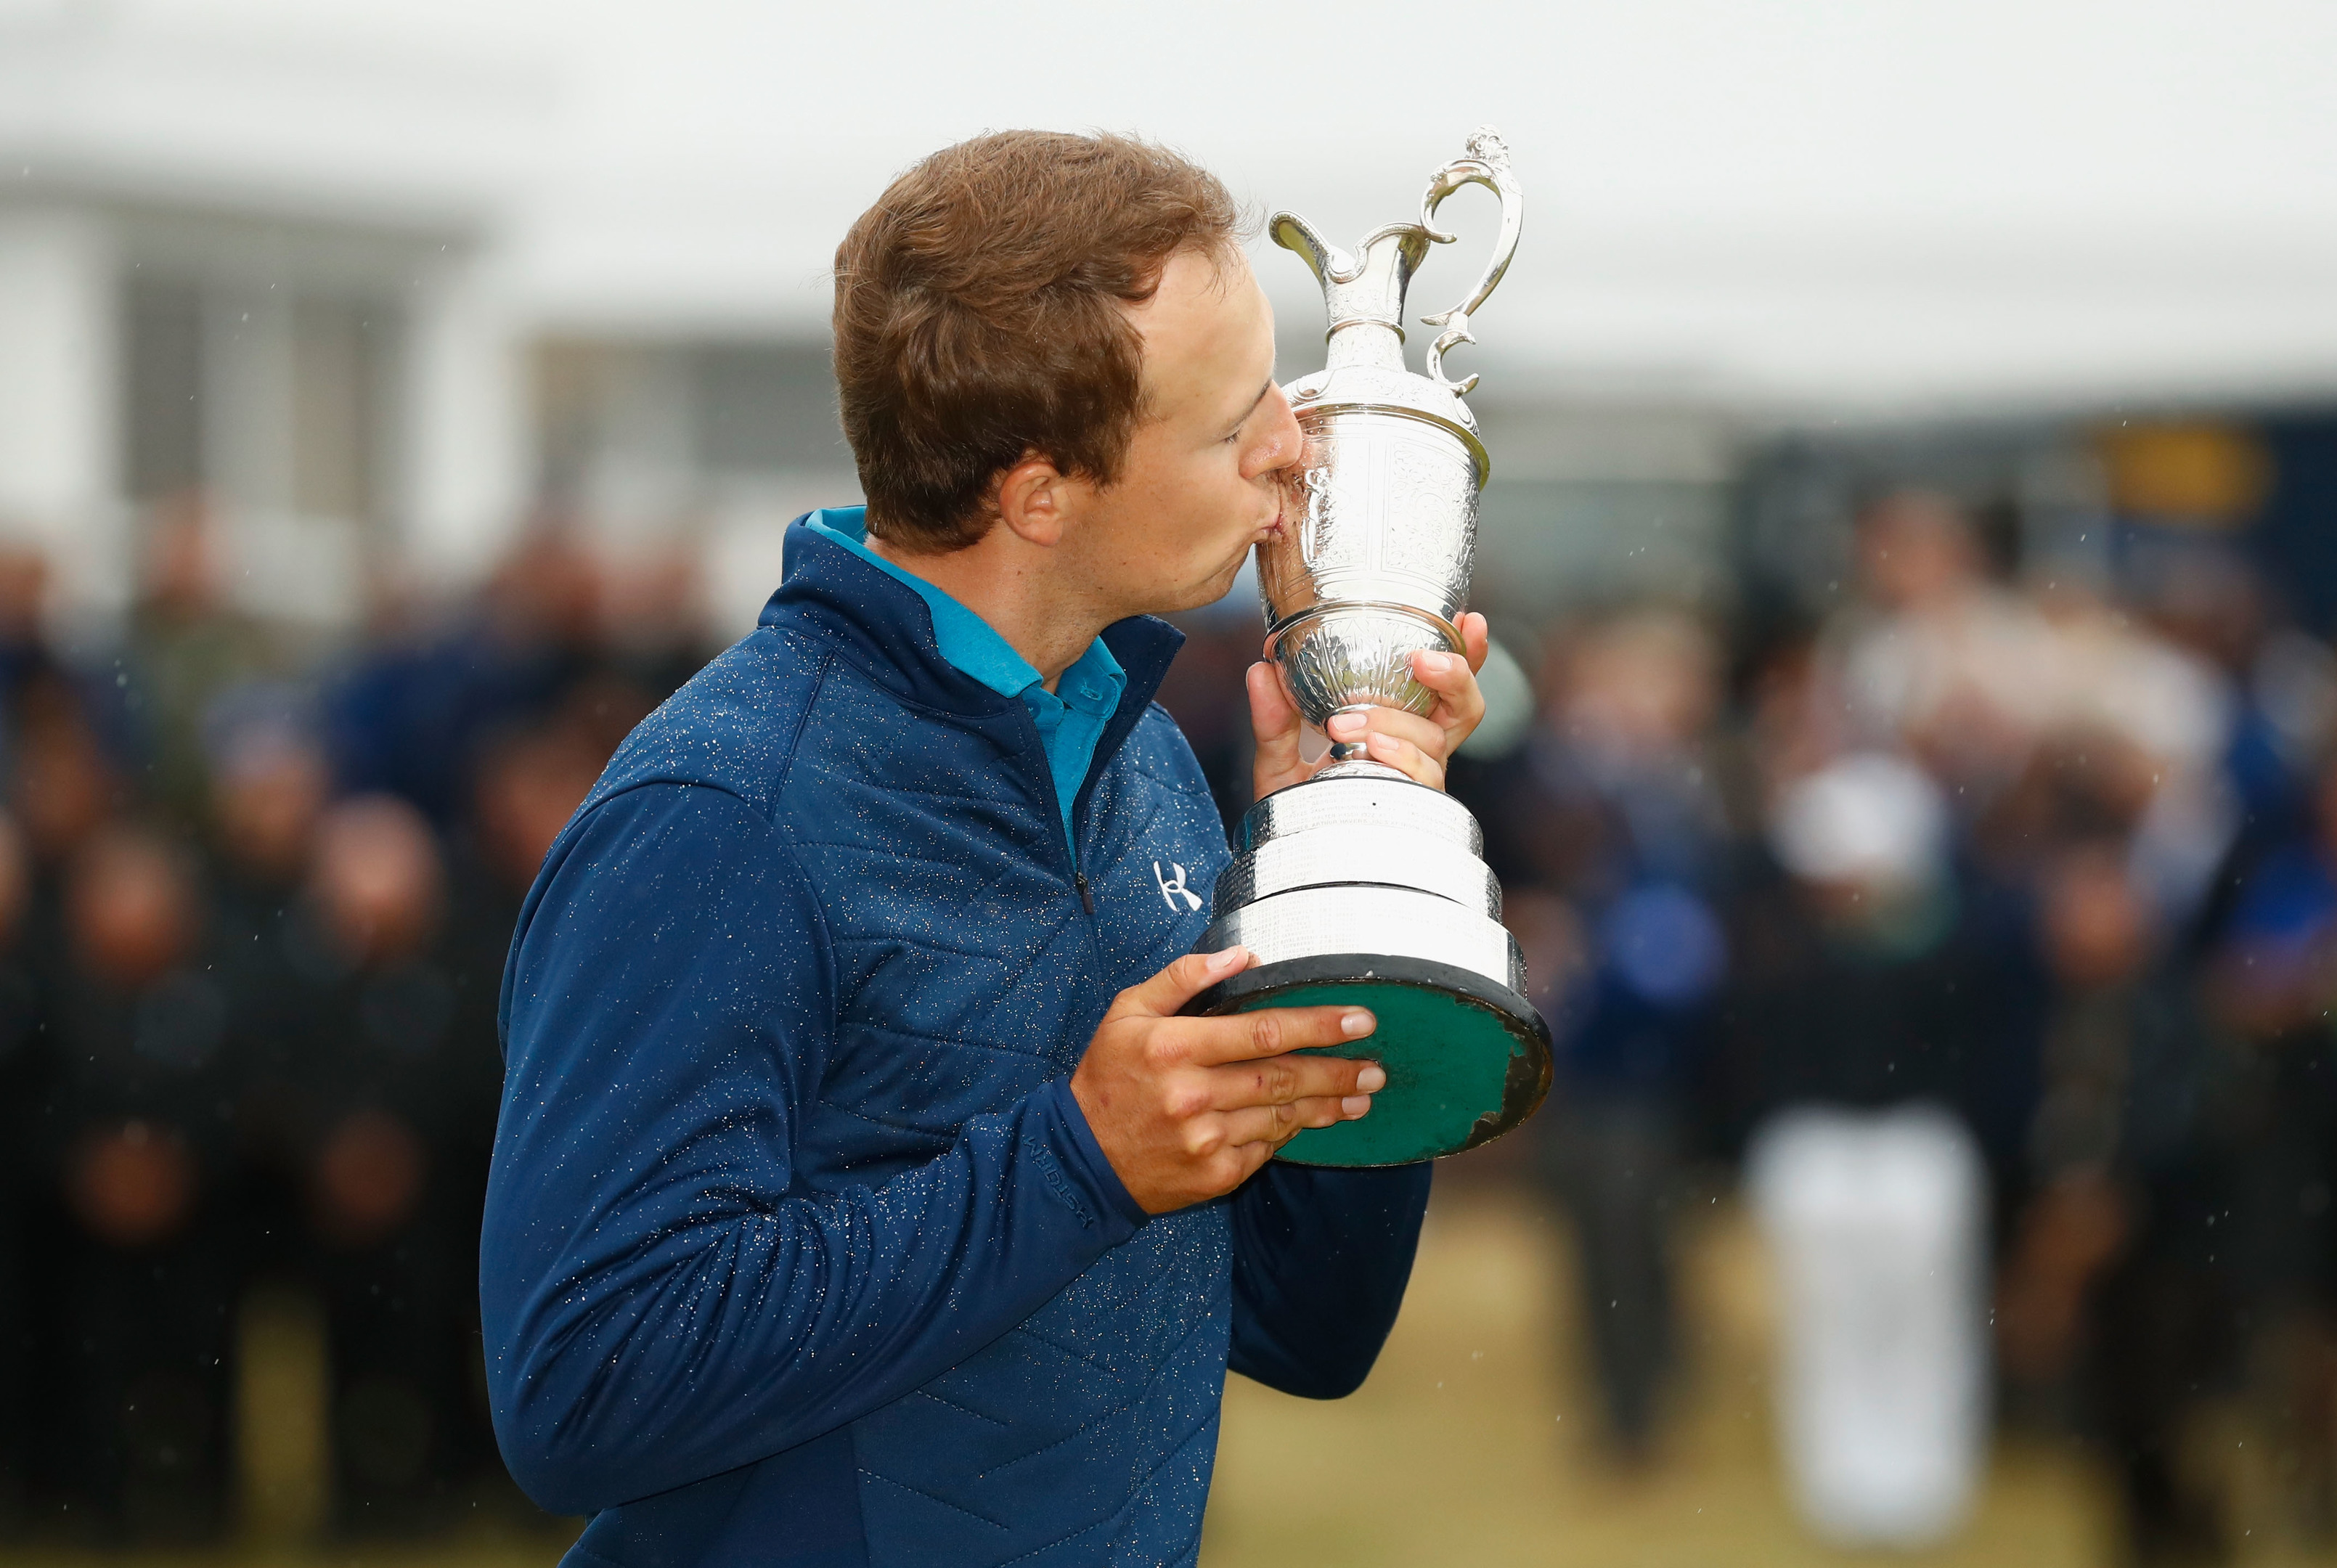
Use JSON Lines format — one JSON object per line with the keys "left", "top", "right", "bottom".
{"left": 1074, "top": 873, "right": 1096, "bottom": 915}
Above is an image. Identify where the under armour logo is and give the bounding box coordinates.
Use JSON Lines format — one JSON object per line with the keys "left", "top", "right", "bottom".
{"left": 1154, "top": 860, "right": 1203, "bottom": 913}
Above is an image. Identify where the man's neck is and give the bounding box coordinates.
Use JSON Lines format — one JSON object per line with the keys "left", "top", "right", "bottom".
{"left": 866, "top": 528, "right": 1106, "bottom": 690}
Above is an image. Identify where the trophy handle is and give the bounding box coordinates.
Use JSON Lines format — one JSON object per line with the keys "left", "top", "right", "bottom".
{"left": 1416, "top": 126, "right": 1522, "bottom": 396}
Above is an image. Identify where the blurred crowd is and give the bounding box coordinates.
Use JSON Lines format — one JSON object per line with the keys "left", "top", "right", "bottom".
{"left": 0, "top": 499, "right": 714, "bottom": 1543}
{"left": 4, "top": 481, "right": 2336, "bottom": 1565}
{"left": 1395, "top": 489, "right": 2336, "bottom": 1566}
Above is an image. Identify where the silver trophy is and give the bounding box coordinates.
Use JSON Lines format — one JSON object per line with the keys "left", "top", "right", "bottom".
{"left": 1186, "top": 128, "right": 1551, "bottom": 1167}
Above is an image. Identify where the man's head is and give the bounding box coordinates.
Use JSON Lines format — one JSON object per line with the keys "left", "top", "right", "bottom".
{"left": 833, "top": 131, "right": 1300, "bottom": 621}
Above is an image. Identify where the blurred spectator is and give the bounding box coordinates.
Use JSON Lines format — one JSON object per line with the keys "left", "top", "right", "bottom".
{"left": 598, "top": 539, "right": 719, "bottom": 716}
{"left": 1726, "top": 752, "right": 2036, "bottom": 1545}
{"left": 126, "top": 494, "right": 284, "bottom": 827}
{"left": 43, "top": 825, "right": 237, "bottom": 1541}
{"left": 2181, "top": 751, "right": 2337, "bottom": 1549}
{"left": 298, "top": 796, "right": 484, "bottom": 1532}
{"left": 202, "top": 690, "right": 335, "bottom": 1275}
{"left": 1829, "top": 490, "right": 2060, "bottom": 797}
{"left": 13, "top": 674, "right": 126, "bottom": 875}
{"left": 1996, "top": 842, "right": 2231, "bottom": 1563}
{"left": 325, "top": 526, "right": 605, "bottom": 826}
{"left": 206, "top": 690, "right": 330, "bottom": 894}
{"left": 466, "top": 722, "right": 604, "bottom": 918}
{"left": 0, "top": 813, "right": 37, "bottom": 1532}
{"left": 1475, "top": 611, "right": 1731, "bottom": 1463}
{"left": 1999, "top": 846, "right": 2159, "bottom": 1396}
{"left": 1718, "top": 735, "right": 2044, "bottom": 1172}
{"left": 1830, "top": 491, "right": 2235, "bottom": 909}
{"left": 0, "top": 546, "right": 54, "bottom": 718}
{"left": 436, "top": 719, "right": 605, "bottom": 1496}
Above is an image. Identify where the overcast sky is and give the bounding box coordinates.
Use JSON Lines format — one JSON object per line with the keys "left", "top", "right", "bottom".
{"left": 30, "top": 0, "right": 2337, "bottom": 412}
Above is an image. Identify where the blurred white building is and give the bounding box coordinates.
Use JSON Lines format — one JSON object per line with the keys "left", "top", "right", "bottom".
{"left": 0, "top": 4, "right": 529, "bottom": 626}
{"left": 0, "top": 2, "right": 1750, "bottom": 638}
{"left": 6, "top": 0, "right": 2335, "bottom": 637}
{"left": 530, "top": 336, "right": 860, "bottom": 637}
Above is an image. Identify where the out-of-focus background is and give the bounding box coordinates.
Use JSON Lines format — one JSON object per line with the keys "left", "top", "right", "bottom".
{"left": 4, "top": 1, "right": 2337, "bottom": 1564}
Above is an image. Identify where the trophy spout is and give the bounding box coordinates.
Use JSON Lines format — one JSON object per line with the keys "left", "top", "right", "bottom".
{"left": 1268, "top": 212, "right": 1353, "bottom": 291}
{"left": 1271, "top": 211, "right": 1431, "bottom": 374}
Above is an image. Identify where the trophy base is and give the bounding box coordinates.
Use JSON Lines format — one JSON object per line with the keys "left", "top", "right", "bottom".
{"left": 1186, "top": 953, "right": 1551, "bottom": 1167}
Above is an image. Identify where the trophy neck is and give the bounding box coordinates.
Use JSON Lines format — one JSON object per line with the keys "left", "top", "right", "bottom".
{"left": 1274, "top": 212, "right": 1434, "bottom": 377}
{"left": 1318, "top": 225, "right": 1431, "bottom": 367}
{"left": 1324, "top": 322, "right": 1407, "bottom": 372}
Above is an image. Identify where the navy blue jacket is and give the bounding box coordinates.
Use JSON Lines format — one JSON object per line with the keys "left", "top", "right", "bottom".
{"left": 482, "top": 520, "right": 1431, "bottom": 1568}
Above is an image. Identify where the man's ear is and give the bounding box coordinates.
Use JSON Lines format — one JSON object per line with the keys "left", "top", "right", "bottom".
{"left": 994, "top": 452, "right": 1074, "bottom": 548}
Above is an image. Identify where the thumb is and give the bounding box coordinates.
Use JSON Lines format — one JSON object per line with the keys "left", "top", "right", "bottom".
{"left": 1459, "top": 611, "right": 1491, "bottom": 674}
{"left": 1114, "top": 945, "right": 1252, "bottom": 1019}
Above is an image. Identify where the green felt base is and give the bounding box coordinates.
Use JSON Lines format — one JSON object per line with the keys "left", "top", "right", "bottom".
{"left": 1186, "top": 955, "right": 1551, "bottom": 1167}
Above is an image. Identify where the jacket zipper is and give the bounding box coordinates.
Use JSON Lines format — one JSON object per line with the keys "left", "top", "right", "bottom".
{"left": 1074, "top": 872, "right": 1096, "bottom": 915}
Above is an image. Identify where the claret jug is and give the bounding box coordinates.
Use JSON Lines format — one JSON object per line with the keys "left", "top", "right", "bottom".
{"left": 1186, "top": 128, "right": 1550, "bottom": 1167}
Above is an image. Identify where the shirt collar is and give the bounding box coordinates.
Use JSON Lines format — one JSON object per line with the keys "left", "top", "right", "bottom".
{"left": 804, "top": 505, "right": 1123, "bottom": 706}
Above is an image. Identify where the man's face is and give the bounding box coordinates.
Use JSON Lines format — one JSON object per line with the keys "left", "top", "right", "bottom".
{"left": 1059, "top": 248, "right": 1301, "bottom": 621}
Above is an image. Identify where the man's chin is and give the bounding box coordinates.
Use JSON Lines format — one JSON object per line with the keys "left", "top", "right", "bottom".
{"left": 1132, "top": 548, "right": 1255, "bottom": 619}
{"left": 1193, "top": 550, "right": 1258, "bottom": 612}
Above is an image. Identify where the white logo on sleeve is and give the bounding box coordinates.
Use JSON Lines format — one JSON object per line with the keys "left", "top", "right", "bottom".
{"left": 1154, "top": 860, "right": 1203, "bottom": 912}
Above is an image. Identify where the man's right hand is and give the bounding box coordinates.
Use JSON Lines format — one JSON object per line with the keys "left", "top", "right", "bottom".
{"left": 1069, "top": 945, "right": 1383, "bottom": 1214}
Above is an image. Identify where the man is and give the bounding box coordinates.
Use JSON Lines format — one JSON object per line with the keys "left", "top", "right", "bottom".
{"left": 481, "top": 131, "right": 1491, "bottom": 1568}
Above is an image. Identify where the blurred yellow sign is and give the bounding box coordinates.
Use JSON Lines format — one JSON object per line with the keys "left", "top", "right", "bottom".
{"left": 2095, "top": 422, "right": 2272, "bottom": 528}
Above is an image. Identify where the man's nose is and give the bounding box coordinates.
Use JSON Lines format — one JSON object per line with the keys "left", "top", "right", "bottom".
{"left": 1247, "top": 384, "right": 1305, "bottom": 478}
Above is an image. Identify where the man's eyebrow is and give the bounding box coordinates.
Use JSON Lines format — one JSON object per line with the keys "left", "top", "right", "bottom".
{"left": 1228, "top": 377, "right": 1273, "bottom": 431}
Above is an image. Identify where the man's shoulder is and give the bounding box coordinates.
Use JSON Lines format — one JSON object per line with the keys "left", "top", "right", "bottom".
{"left": 1114, "top": 699, "right": 1217, "bottom": 802}
{"left": 585, "top": 624, "right": 833, "bottom": 822}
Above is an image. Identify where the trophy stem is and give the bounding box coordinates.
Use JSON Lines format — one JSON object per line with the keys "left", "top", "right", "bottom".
{"left": 1310, "top": 756, "right": 1409, "bottom": 783}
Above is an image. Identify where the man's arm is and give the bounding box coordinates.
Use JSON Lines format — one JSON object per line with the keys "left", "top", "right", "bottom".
{"left": 480, "top": 782, "right": 1146, "bottom": 1516}
{"left": 1227, "top": 1162, "right": 1431, "bottom": 1398}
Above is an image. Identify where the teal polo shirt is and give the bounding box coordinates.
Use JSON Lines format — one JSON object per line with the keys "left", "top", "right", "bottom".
{"left": 804, "top": 507, "right": 1126, "bottom": 847}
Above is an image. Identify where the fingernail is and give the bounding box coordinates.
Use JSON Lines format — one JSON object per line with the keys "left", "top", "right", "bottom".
{"left": 1366, "top": 732, "right": 1398, "bottom": 754}
{"left": 1210, "top": 946, "right": 1247, "bottom": 973}
{"left": 1341, "top": 1010, "right": 1374, "bottom": 1037}
{"left": 1326, "top": 711, "right": 1364, "bottom": 734}
{"left": 1419, "top": 652, "right": 1455, "bottom": 673}
{"left": 1357, "top": 1063, "right": 1387, "bottom": 1093}
{"left": 1342, "top": 1095, "right": 1373, "bottom": 1119}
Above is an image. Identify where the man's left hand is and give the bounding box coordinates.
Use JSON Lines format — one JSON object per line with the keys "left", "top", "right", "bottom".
{"left": 1247, "top": 611, "right": 1491, "bottom": 798}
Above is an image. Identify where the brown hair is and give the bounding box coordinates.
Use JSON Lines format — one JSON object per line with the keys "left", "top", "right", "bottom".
{"left": 832, "top": 131, "right": 1243, "bottom": 552}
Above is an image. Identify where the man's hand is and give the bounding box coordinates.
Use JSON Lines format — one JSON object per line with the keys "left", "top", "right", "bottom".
{"left": 1248, "top": 612, "right": 1492, "bottom": 798}
{"left": 1071, "top": 945, "right": 1384, "bottom": 1214}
